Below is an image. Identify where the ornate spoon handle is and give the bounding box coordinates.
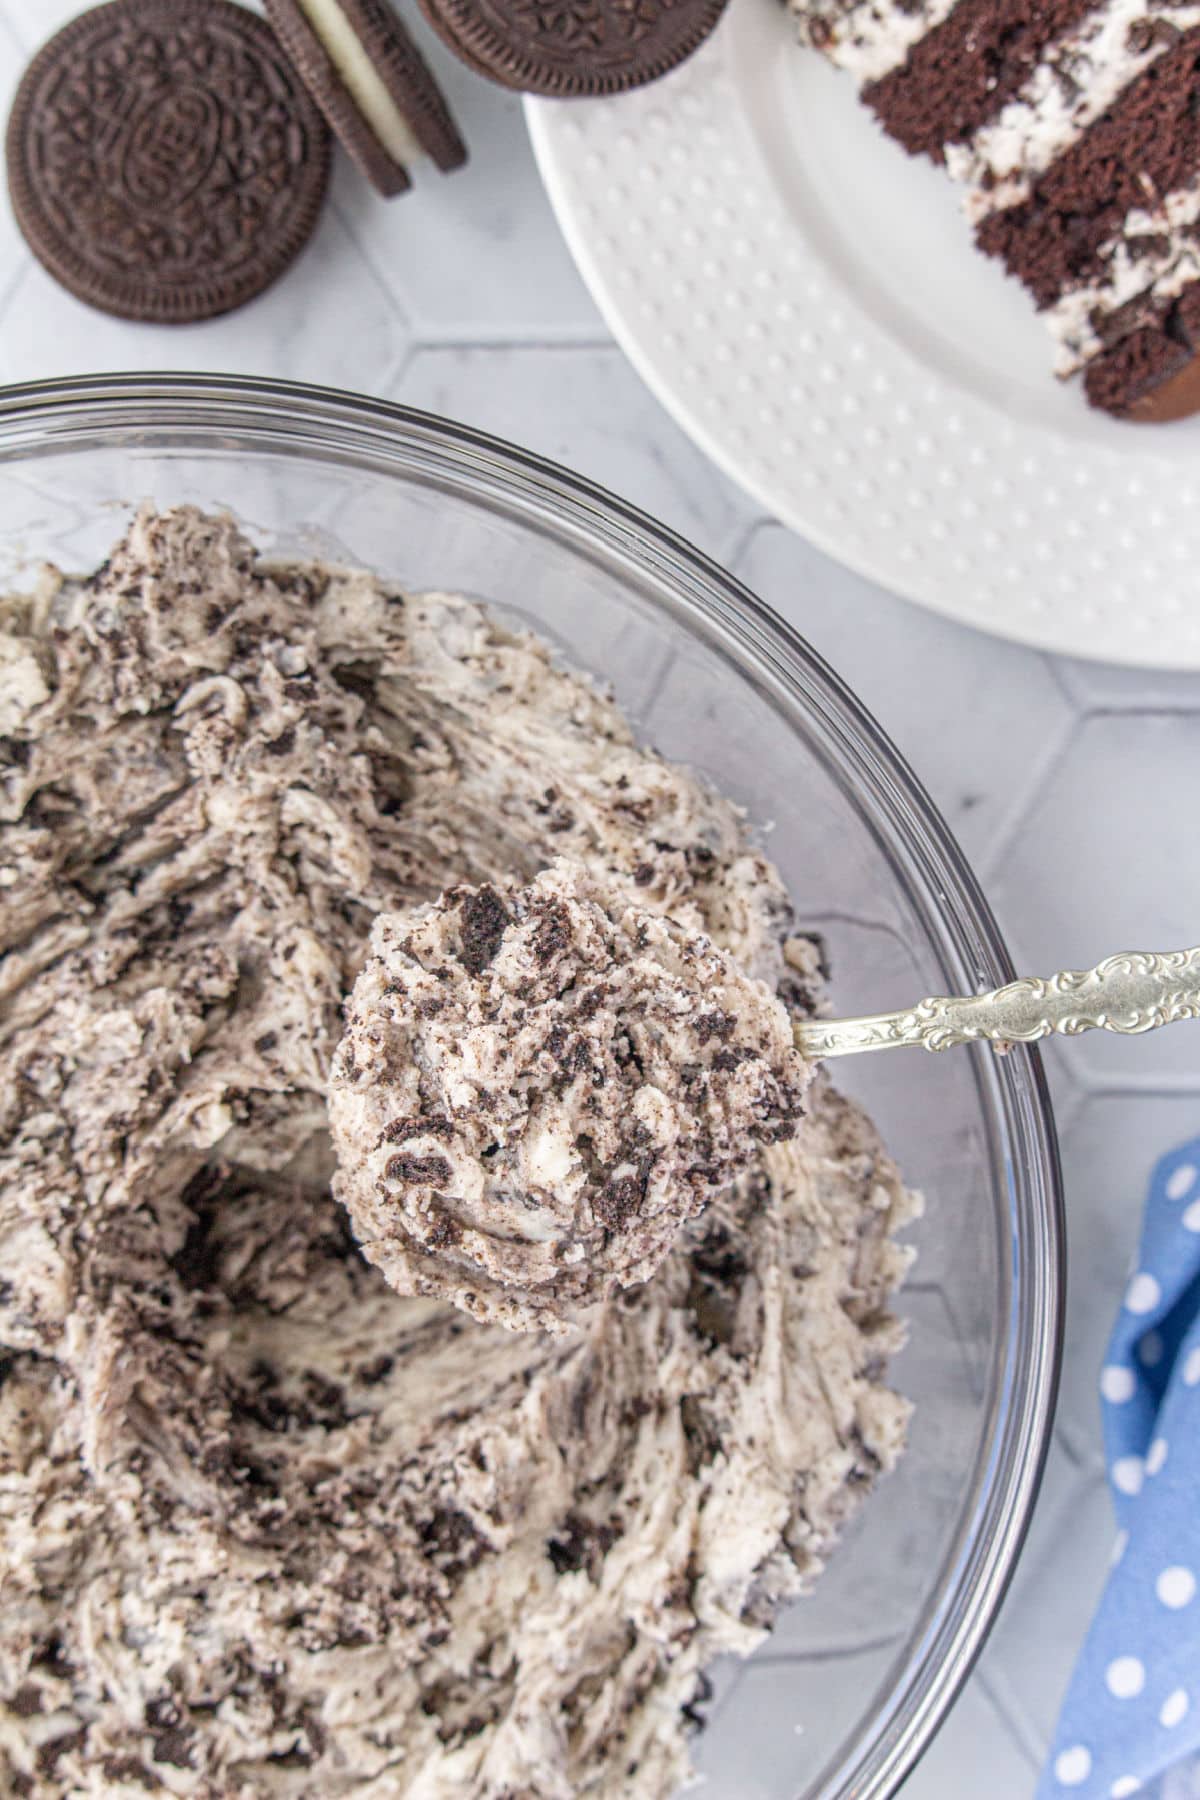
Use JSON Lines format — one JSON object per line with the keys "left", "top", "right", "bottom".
{"left": 795, "top": 948, "right": 1200, "bottom": 1060}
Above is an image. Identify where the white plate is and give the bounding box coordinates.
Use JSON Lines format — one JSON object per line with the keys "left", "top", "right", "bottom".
{"left": 526, "top": 0, "right": 1200, "bottom": 668}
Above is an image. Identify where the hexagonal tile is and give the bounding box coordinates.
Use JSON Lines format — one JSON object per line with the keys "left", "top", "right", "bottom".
{"left": 1053, "top": 651, "right": 1200, "bottom": 712}
{"left": 988, "top": 714, "right": 1200, "bottom": 1085}
{"left": 693, "top": 1644, "right": 900, "bottom": 1798}
{"left": 0, "top": 10, "right": 23, "bottom": 94}
{"left": 733, "top": 523, "right": 1074, "bottom": 872}
{"left": 904, "top": 1677, "right": 1038, "bottom": 1800}
{"left": 639, "top": 646, "right": 901, "bottom": 919}
{"left": 1045, "top": 1055, "right": 1087, "bottom": 1140}
{"left": 328, "top": 16, "right": 604, "bottom": 341}
{"left": 1054, "top": 1093, "right": 1200, "bottom": 1462}
{"left": 0, "top": 202, "right": 410, "bottom": 389}
{"left": 975, "top": 1436, "right": 1113, "bottom": 1755}
{"left": 395, "top": 345, "right": 759, "bottom": 560}
{"left": 305, "top": 474, "right": 679, "bottom": 725}
{"left": 4, "top": 0, "right": 78, "bottom": 52}
{"left": 0, "top": 8, "right": 31, "bottom": 312}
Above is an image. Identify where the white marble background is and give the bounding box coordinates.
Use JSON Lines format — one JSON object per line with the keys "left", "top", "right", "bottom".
{"left": 2, "top": 3, "right": 1198, "bottom": 1794}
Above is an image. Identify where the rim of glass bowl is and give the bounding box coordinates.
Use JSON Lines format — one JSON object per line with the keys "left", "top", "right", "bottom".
{"left": 0, "top": 372, "right": 1063, "bottom": 1799}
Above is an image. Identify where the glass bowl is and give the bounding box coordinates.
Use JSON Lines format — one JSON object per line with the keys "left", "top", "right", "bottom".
{"left": 0, "top": 373, "right": 1061, "bottom": 1799}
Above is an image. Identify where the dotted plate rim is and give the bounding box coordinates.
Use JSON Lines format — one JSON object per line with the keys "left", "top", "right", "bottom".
{"left": 526, "top": 3, "right": 1200, "bottom": 671}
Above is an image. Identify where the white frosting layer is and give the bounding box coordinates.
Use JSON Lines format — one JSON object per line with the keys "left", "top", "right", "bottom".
{"left": 945, "top": 0, "right": 1200, "bottom": 221}
{"left": 1045, "top": 179, "right": 1200, "bottom": 370}
{"left": 785, "top": 0, "right": 961, "bottom": 83}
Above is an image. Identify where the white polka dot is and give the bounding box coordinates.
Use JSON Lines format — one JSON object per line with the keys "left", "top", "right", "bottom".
{"left": 1125, "top": 1272, "right": 1161, "bottom": 1314}
{"left": 1166, "top": 1163, "right": 1196, "bottom": 1200}
{"left": 1161, "top": 1688, "right": 1189, "bottom": 1729}
{"left": 1111, "top": 1780, "right": 1141, "bottom": 1798}
{"left": 1184, "top": 1198, "right": 1200, "bottom": 1233}
{"left": 1146, "top": 1437, "right": 1169, "bottom": 1476}
{"left": 1111, "top": 1529, "right": 1129, "bottom": 1567}
{"left": 1113, "top": 1456, "right": 1144, "bottom": 1496}
{"left": 1106, "top": 1656, "right": 1146, "bottom": 1699}
{"left": 1157, "top": 1566, "right": 1196, "bottom": 1609}
{"left": 1185, "top": 1345, "right": 1200, "bottom": 1387}
{"left": 1140, "top": 1331, "right": 1164, "bottom": 1368}
{"left": 1055, "top": 1746, "right": 1092, "bottom": 1786}
{"left": 1101, "top": 1365, "right": 1136, "bottom": 1404}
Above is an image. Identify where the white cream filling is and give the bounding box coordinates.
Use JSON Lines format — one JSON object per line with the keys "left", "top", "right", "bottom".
{"left": 945, "top": 0, "right": 1200, "bottom": 222}
{"left": 298, "top": 0, "right": 423, "bottom": 167}
{"left": 1045, "top": 179, "right": 1200, "bottom": 372}
{"left": 785, "top": 0, "right": 961, "bottom": 83}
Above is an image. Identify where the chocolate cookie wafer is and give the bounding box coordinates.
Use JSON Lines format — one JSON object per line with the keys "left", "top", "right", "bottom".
{"left": 6, "top": 0, "right": 331, "bottom": 323}
{"left": 265, "top": 0, "right": 466, "bottom": 197}
{"left": 417, "top": 0, "right": 729, "bottom": 95}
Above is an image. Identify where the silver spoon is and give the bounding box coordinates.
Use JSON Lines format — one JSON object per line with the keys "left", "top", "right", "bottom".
{"left": 796, "top": 948, "right": 1200, "bottom": 1059}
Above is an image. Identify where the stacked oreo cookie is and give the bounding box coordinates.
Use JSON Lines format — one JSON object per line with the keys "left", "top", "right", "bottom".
{"left": 789, "top": 0, "right": 1200, "bottom": 419}
{"left": 6, "top": 0, "right": 728, "bottom": 322}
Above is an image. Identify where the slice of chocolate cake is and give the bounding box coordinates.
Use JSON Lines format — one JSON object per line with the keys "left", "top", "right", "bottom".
{"left": 787, "top": 0, "right": 1200, "bottom": 418}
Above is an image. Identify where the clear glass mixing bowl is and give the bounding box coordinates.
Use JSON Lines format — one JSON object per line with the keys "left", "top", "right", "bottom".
{"left": 0, "top": 373, "right": 1061, "bottom": 1798}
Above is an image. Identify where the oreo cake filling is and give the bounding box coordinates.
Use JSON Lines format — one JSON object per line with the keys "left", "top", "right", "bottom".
{"left": 787, "top": 0, "right": 1200, "bottom": 417}
{"left": 330, "top": 859, "right": 812, "bottom": 1332}
{"left": 0, "top": 507, "right": 915, "bottom": 1798}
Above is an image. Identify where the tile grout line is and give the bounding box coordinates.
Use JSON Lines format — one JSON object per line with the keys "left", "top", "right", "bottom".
{"left": 634, "top": 646, "right": 679, "bottom": 725}
{"left": 975, "top": 1663, "right": 1047, "bottom": 1773}
{"left": 720, "top": 512, "right": 774, "bottom": 574}
{"left": 0, "top": 1, "right": 31, "bottom": 55}
{"left": 411, "top": 328, "right": 617, "bottom": 352}
{"left": 1059, "top": 1067, "right": 1200, "bottom": 1099}
{"left": 328, "top": 196, "right": 414, "bottom": 336}
{"left": 974, "top": 702, "right": 1080, "bottom": 891}
{"left": 1053, "top": 695, "right": 1200, "bottom": 721}
{"left": 0, "top": 253, "right": 34, "bottom": 347}
{"left": 324, "top": 200, "right": 615, "bottom": 354}
{"left": 1044, "top": 651, "right": 1081, "bottom": 713}
{"left": 1053, "top": 1415, "right": 1107, "bottom": 1475}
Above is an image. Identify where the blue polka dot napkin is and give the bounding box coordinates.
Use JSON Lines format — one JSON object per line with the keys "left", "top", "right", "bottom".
{"left": 1040, "top": 1139, "right": 1200, "bottom": 1800}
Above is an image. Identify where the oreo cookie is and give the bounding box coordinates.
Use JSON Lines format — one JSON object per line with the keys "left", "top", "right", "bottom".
{"left": 265, "top": 0, "right": 467, "bottom": 197}
{"left": 6, "top": 0, "right": 332, "bottom": 324}
{"left": 417, "top": 0, "right": 729, "bottom": 96}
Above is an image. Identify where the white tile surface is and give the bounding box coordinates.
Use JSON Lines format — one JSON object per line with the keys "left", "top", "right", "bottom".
{"left": 1053, "top": 652, "right": 1200, "bottom": 712}
{"left": 1, "top": 3, "right": 1199, "bottom": 1796}
{"left": 396, "top": 343, "right": 760, "bottom": 559}
{"left": 328, "top": 25, "right": 605, "bottom": 341}
{"left": 0, "top": 7, "right": 28, "bottom": 315}
{"left": 4, "top": 0, "right": 77, "bottom": 50}
{"left": 732, "top": 522, "right": 1074, "bottom": 870}
{"left": 1053, "top": 1093, "right": 1200, "bottom": 1464}
{"left": 0, "top": 203, "right": 411, "bottom": 389}
{"left": 906, "top": 1675, "right": 1040, "bottom": 1799}
{"left": 988, "top": 715, "right": 1200, "bottom": 1086}
{"left": 982, "top": 1439, "right": 1116, "bottom": 1743}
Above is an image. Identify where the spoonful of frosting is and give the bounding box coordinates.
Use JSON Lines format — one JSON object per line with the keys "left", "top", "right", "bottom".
{"left": 331, "top": 857, "right": 1200, "bottom": 1333}
{"left": 328, "top": 858, "right": 812, "bottom": 1333}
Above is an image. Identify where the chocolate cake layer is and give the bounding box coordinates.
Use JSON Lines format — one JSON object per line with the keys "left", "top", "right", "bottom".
{"left": 865, "top": 0, "right": 1097, "bottom": 160}
{"left": 1084, "top": 276, "right": 1200, "bottom": 414}
{"left": 977, "top": 25, "right": 1200, "bottom": 307}
{"left": 1085, "top": 316, "right": 1193, "bottom": 411}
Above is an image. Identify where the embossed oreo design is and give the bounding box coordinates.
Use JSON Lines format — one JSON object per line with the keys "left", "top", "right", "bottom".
{"left": 122, "top": 88, "right": 223, "bottom": 210}
{"left": 418, "top": 0, "right": 728, "bottom": 95}
{"left": 6, "top": 0, "right": 332, "bottom": 323}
